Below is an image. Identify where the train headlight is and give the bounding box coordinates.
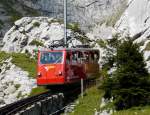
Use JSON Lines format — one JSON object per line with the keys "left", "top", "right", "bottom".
{"left": 38, "top": 72, "right": 42, "bottom": 77}
{"left": 58, "top": 71, "right": 62, "bottom": 76}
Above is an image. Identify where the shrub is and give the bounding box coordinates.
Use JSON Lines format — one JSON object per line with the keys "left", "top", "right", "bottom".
{"left": 29, "top": 40, "right": 44, "bottom": 46}
{"left": 97, "top": 39, "right": 107, "bottom": 48}
{"left": 102, "top": 38, "right": 150, "bottom": 110}
{"left": 67, "top": 23, "right": 80, "bottom": 32}
{"left": 33, "top": 22, "right": 40, "bottom": 27}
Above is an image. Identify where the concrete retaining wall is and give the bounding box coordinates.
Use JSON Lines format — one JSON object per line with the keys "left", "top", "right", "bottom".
{"left": 16, "top": 93, "right": 64, "bottom": 115}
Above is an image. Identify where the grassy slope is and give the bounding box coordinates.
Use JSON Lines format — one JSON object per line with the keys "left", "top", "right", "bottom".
{"left": 70, "top": 86, "right": 104, "bottom": 115}
{"left": 67, "top": 84, "right": 150, "bottom": 115}
{"left": 0, "top": 51, "right": 36, "bottom": 78}
{"left": 113, "top": 106, "right": 150, "bottom": 115}
{"left": 0, "top": 51, "right": 48, "bottom": 96}
{"left": 11, "top": 53, "right": 37, "bottom": 78}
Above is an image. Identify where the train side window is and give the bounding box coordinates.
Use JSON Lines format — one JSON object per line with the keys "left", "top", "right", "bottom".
{"left": 77, "top": 51, "right": 84, "bottom": 63}
{"left": 83, "top": 52, "right": 89, "bottom": 62}
{"left": 72, "top": 52, "right": 78, "bottom": 64}
{"left": 91, "top": 52, "right": 95, "bottom": 63}
{"left": 66, "top": 52, "right": 71, "bottom": 64}
{"left": 94, "top": 52, "right": 99, "bottom": 62}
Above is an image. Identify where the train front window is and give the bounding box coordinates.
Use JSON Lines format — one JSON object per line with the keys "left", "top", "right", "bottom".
{"left": 40, "top": 52, "right": 63, "bottom": 64}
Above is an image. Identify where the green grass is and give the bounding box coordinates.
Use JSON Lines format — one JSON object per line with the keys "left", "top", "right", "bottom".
{"left": 0, "top": 51, "right": 10, "bottom": 62}
{"left": 0, "top": 52, "right": 37, "bottom": 78}
{"left": 113, "top": 106, "right": 150, "bottom": 115}
{"left": 11, "top": 53, "right": 37, "bottom": 78}
{"left": 70, "top": 86, "right": 104, "bottom": 115}
{"left": 29, "top": 86, "right": 48, "bottom": 96}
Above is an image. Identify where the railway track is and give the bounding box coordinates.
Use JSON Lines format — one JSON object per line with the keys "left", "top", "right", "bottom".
{"left": 0, "top": 80, "right": 96, "bottom": 115}
{"left": 0, "top": 86, "right": 81, "bottom": 115}
{"left": 0, "top": 91, "right": 53, "bottom": 115}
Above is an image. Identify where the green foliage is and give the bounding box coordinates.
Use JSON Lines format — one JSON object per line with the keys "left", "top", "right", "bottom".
{"left": 97, "top": 39, "right": 107, "bottom": 48}
{"left": 33, "top": 22, "right": 40, "bottom": 27}
{"left": 23, "top": 6, "right": 39, "bottom": 16}
{"left": 48, "top": 19, "right": 63, "bottom": 24}
{"left": 77, "top": 35, "right": 91, "bottom": 44}
{"left": 70, "top": 86, "right": 104, "bottom": 115}
{"left": 113, "top": 106, "right": 150, "bottom": 115}
{"left": 0, "top": 52, "right": 36, "bottom": 78}
{"left": 144, "top": 42, "right": 150, "bottom": 51}
{"left": 102, "top": 38, "right": 150, "bottom": 110}
{"left": 67, "top": 23, "right": 80, "bottom": 32}
{"left": 0, "top": 0, "right": 22, "bottom": 22}
{"left": 0, "top": 51, "right": 10, "bottom": 63}
{"left": 29, "top": 40, "right": 44, "bottom": 46}
{"left": 101, "top": 34, "right": 119, "bottom": 70}
{"left": 29, "top": 86, "right": 48, "bottom": 96}
{"left": 15, "top": 84, "right": 21, "bottom": 89}
{"left": 17, "top": 91, "right": 22, "bottom": 98}
{"left": 11, "top": 53, "right": 36, "bottom": 78}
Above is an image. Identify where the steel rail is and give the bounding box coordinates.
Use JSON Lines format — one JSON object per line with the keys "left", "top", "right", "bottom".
{"left": 0, "top": 91, "right": 52, "bottom": 115}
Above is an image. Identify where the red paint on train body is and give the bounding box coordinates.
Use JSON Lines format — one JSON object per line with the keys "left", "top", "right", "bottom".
{"left": 37, "top": 48, "right": 99, "bottom": 86}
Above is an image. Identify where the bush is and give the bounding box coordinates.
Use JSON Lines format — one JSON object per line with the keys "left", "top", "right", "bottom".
{"left": 33, "top": 22, "right": 40, "bottom": 27}
{"left": 29, "top": 40, "right": 44, "bottom": 46}
{"left": 97, "top": 39, "right": 107, "bottom": 48}
{"left": 67, "top": 23, "right": 80, "bottom": 32}
{"left": 102, "top": 38, "right": 150, "bottom": 110}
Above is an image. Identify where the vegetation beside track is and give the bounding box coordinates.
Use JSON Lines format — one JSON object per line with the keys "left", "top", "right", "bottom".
{"left": 69, "top": 86, "right": 103, "bottom": 115}
{"left": 113, "top": 106, "right": 150, "bottom": 115}
{"left": 29, "top": 86, "right": 48, "bottom": 96}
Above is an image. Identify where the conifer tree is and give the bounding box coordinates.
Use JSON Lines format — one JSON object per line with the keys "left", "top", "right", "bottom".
{"left": 102, "top": 38, "right": 150, "bottom": 110}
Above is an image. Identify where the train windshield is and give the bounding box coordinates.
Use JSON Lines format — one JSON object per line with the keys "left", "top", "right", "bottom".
{"left": 40, "top": 52, "right": 63, "bottom": 64}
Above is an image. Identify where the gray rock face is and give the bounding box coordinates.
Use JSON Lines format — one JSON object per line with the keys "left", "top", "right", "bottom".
{"left": 115, "top": 0, "right": 150, "bottom": 72}
{"left": 1, "top": 17, "right": 85, "bottom": 53}
{"left": 0, "top": 0, "right": 126, "bottom": 40}
{"left": 4, "top": 85, "right": 16, "bottom": 95}
{"left": 0, "top": 58, "right": 36, "bottom": 107}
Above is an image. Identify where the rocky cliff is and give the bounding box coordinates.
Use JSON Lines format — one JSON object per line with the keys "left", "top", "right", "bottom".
{"left": 115, "top": 0, "right": 150, "bottom": 71}
{"left": 0, "top": 0, "right": 126, "bottom": 40}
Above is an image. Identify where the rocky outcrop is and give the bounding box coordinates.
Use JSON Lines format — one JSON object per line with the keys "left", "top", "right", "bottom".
{"left": 1, "top": 17, "right": 85, "bottom": 53}
{"left": 0, "top": 58, "right": 36, "bottom": 107}
{"left": 0, "top": 0, "right": 126, "bottom": 40}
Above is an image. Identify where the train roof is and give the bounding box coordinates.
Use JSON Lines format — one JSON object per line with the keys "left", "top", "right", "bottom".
{"left": 39, "top": 48, "right": 99, "bottom": 52}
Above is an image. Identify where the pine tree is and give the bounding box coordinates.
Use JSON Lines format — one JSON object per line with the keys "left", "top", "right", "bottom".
{"left": 102, "top": 38, "right": 150, "bottom": 110}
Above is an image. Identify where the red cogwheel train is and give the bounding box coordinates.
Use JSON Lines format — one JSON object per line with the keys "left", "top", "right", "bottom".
{"left": 37, "top": 48, "right": 100, "bottom": 86}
